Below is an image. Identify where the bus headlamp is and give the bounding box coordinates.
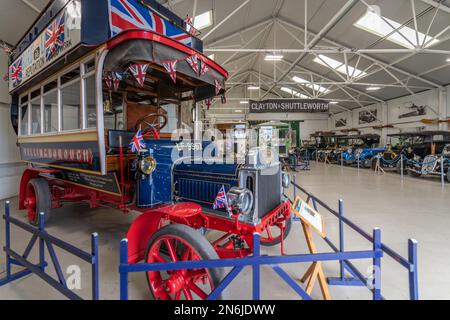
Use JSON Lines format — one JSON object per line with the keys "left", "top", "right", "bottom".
{"left": 139, "top": 156, "right": 156, "bottom": 175}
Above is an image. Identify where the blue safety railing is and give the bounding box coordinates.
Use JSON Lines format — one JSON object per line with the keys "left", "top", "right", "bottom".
{"left": 291, "top": 178, "right": 419, "bottom": 300}
{"left": 119, "top": 230, "right": 383, "bottom": 300}
{"left": 0, "top": 201, "right": 100, "bottom": 300}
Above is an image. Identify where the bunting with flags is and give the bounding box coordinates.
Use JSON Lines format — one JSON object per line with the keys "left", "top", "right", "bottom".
{"left": 200, "top": 61, "right": 209, "bottom": 76}
{"left": 162, "top": 60, "right": 178, "bottom": 84}
{"left": 215, "top": 79, "right": 222, "bottom": 95}
{"left": 128, "top": 63, "right": 149, "bottom": 87}
{"left": 186, "top": 54, "right": 200, "bottom": 75}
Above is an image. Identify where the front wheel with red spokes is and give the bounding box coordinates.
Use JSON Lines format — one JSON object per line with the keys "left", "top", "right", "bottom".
{"left": 260, "top": 216, "right": 292, "bottom": 246}
{"left": 24, "top": 178, "right": 51, "bottom": 226}
{"left": 144, "top": 224, "right": 225, "bottom": 300}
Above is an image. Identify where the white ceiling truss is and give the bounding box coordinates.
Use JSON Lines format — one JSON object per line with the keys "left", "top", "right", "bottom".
{"left": 161, "top": 0, "right": 450, "bottom": 114}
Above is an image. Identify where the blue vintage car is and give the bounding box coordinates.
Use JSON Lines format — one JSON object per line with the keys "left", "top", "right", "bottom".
{"left": 340, "top": 134, "right": 385, "bottom": 168}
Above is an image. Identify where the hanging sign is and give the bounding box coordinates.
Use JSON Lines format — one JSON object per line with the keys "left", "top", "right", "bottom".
{"left": 249, "top": 99, "right": 329, "bottom": 113}
{"left": 8, "top": 0, "right": 82, "bottom": 92}
{"left": 292, "top": 196, "right": 326, "bottom": 238}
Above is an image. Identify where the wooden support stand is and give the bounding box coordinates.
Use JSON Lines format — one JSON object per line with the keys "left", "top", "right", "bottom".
{"left": 374, "top": 157, "right": 385, "bottom": 175}
{"left": 298, "top": 222, "right": 331, "bottom": 300}
{"left": 292, "top": 197, "right": 331, "bottom": 300}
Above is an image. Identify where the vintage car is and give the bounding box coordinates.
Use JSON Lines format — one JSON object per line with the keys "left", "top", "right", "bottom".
{"left": 370, "top": 133, "right": 421, "bottom": 173}
{"left": 407, "top": 144, "right": 450, "bottom": 182}
{"left": 340, "top": 134, "right": 385, "bottom": 168}
{"left": 9, "top": 0, "right": 292, "bottom": 300}
{"left": 405, "top": 131, "right": 450, "bottom": 181}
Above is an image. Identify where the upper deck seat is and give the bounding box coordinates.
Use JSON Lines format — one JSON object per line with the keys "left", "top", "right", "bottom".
{"left": 108, "top": 130, "right": 136, "bottom": 150}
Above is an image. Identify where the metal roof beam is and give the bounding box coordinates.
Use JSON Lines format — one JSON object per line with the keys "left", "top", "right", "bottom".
{"left": 261, "top": 0, "right": 360, "bottom": 99}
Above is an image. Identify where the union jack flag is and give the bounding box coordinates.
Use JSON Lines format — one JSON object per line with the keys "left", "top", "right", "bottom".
{"left": 186, "top": 55, "right": 200, "bottom": 75}
{"left": 109, "top": 0, "right": 193, "bottom": 47}
{"left": 199, "top": 60, "right": 209, "bottom": 76}
{"left": 213, "top": 185, "right": 230, "bottom": 213}
{"left": 215, "top": 79, "right": 222, "bottom": 95}
{"left": 10, "top": 59, "right": 22, "bottom": 87}
{"left": 129, "top": 126, "right": 146, "bottom": 153}
{"left": 128, "top": 63, "right": 149, "bottom": 87}
{"left": 45, "top": 13, "right": 65, "bottom": 60}
{"left": 162, "top": 60, "right": 178, "bottom": 84}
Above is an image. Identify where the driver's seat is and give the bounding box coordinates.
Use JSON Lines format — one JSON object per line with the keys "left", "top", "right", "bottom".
{"left": 108, "top": 130, "right": 136, "bottom": 150}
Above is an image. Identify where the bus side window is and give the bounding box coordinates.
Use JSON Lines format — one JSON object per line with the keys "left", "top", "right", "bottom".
{"left": 61, "top": 68, "right": 81, "bottom": 131}
{"left": 43, "top": 80, "right": 58, "bottom": 133}
{"left": 30, "top": 89, "right": 41, "bottom": 134}
{"left": 19, "top": 94, "right": 29, "bottom": 136}
{"left": 85, "top": 73, "right": 97, "bottom": 128}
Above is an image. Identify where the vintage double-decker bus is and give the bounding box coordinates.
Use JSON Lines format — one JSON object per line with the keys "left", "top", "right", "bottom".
{"left": 9, "top": 0, "right": 292, "bottom": 300}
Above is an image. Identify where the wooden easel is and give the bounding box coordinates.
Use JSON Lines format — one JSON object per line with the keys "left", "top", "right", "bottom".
{"left": 292, "top": 197, "right": 331, "bottom": 300}
{"left": 298, "top": 222, "right": 331, "bottom": 300}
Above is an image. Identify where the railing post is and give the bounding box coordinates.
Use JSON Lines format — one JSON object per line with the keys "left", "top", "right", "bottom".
{"left": 408, "top": 239, "right": 419, "bottom": 300}
{"left": 252, "top": 233, "right": 261, "bottom": 300}
{"left": 372, "top": 228, "right": 382, "bottom": 300}
{"left": 39, "top": 212, "right": 46, "bottom": 271}
{"left": 91, "top": 233, "right": 99, "bottom": 300}
{"left": 5, "top": 201, "right": 11, "bottom": 279}
{"left": 401, "top": 154, "right": 404, "bottom": 180}
{"left": 119, "top": 239, "right": 129, "bottom": 300}
{"left": 293, "top": 175, "right": 297, "bottom": 200}
{"left": 441, "top": 156, "right": 445, "bottom": 187}
{"left": 338, "top": 199, "right": 345, "bottom": 279}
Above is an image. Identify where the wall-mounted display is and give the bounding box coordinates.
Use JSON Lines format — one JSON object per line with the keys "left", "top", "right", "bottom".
{"left": 399, "top": 103, "right": 427, "bottom": 119}
{"left": 359, "top": 109, "right": 377, "bottom": 125}
{"left": 335, "top": 118, "right": 347, "bottom": 128}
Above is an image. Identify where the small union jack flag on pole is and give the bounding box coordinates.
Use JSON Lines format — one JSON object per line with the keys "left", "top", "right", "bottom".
{"left": 162, "top": 60, "right": 178, "bottom": 84}
{"left": 213, "top": 185, "right": 231, "bottom": 214}
{"left": 129, "top": 126, "right": 146, "bottom": 153}
{"left": 186, "top": 54, "right": 200, "bottom": 75}
{"left": 45, "top": 13, "right": 65, "bottom": 60}
{"left": 128, "top": 63, "right": 149, "bottom": 87}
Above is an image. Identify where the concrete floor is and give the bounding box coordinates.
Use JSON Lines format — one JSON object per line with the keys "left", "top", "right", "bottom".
{"left": 0, "top": 162, "right": 449, "bottom": 300}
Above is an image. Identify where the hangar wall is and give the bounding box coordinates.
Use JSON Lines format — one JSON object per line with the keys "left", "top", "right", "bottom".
{"left": 0, "top": 52, "right": 25, "bottom": 200}
{"left": 329, "top": 86, "right": 449, "bottom": 145}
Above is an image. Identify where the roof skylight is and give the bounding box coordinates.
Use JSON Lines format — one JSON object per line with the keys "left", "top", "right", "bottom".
{"left": 313, "top": 55, "right": 367, "bottom": 78}
{"left": 194, "top": 11, "right": 213, "bottom": 30}
{"left": 292, "top": 76, "right": 330, "bottom": 94}
{"left": 354, "top": 10, "right": 439, "bottom": 49}
{"left": 280, "top": 87, "right": 310, "bottom": 99}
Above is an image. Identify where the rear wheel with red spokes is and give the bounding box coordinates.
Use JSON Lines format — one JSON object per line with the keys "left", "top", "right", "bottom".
{"left": 260, "top": 216, "right": 292, "bottom": 246}
{"left": 24, "top": 178, "right": 51, "bottom": 226}
{"left": 144, "top": 224, "right": 224, "bottom": 300}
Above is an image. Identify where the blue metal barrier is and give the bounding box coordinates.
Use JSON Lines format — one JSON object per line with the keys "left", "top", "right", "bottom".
{"left": 0, "top": 201, "right": 100, "bottom": 300}
{"left": 119, "top": 231, "right": 382, "bottom": 300}
{"left": 291, "top": 182, "right": 419, "bottom": 300}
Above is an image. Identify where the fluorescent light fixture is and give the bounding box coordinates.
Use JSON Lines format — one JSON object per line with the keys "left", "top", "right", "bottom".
{"left": 446, "top": 58, "right": 450, "bottom": 63}
{"left": 265, "top": 55, "right": 283, "bottom": 61}
{"left": 292, "top": 76, "right": 330, "bottom": 94}
{"left": 240, "top": 101, "right": 249, "bottom": 104}
{"left": 235, "top": 110, "right": 244, "bottom": 113}
{"left": 313, "top": 55, "right": 367, "bottom": 78}
{"left": 193, "top": 10, "right": 213, "bottom": 30}
{"left": 280, "top": 87, "right": 310, "bottom": 99}
{"left": 366, "top": 86, "right": 381, "bottom": 91}
{"left": 354, "top": 10, "right": 439, "bottom": 49}
{"left": 329, "top": 101, "right": 339, "bottom": 105}
{"left": 248, "top": 86, "right": 260, "bottom": 90}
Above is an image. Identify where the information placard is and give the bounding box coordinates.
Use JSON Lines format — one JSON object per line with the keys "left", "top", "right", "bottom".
{"left": 292, "top": 197, "right": 326, "bottom": 238}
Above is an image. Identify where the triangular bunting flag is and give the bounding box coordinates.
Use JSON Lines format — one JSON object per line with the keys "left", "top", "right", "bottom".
{"left": 104, "top": 74, "right": 112, "bottom": 90}
{"left": 186, "top": 55, "right": 200, "bottom": 75}
{"left": 162, "top": 60, "right": 178, "bottom": 84}
{"left": 200, "top": 61, "right": 209, "bottom": 76}
{"left": 205, "top": 98, "right": 212, "bottom": 110}
{"left": 128, "top": 63, "right": 149, "bottom": 87}
{"left": 215, "top": 79, "right": 222, "bottom": 95}
{"left": 112, "top": 72, "right": 122, "bottom": 91}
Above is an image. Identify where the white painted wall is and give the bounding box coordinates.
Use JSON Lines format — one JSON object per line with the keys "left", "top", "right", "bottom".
{"left": 329, "top": 87, "right": 449, "bottom": 146}
{"left": 0, "top": 51, "right": 25, "bottom": 200}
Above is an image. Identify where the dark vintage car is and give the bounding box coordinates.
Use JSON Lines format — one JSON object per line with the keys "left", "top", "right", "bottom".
{"left": 405, "top": 131, "right": 450, "bottom": 181}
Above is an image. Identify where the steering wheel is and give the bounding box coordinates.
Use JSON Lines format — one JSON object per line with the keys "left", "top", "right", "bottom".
{"left": 134, "top": 113, "right": 168, "bottom": 137}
